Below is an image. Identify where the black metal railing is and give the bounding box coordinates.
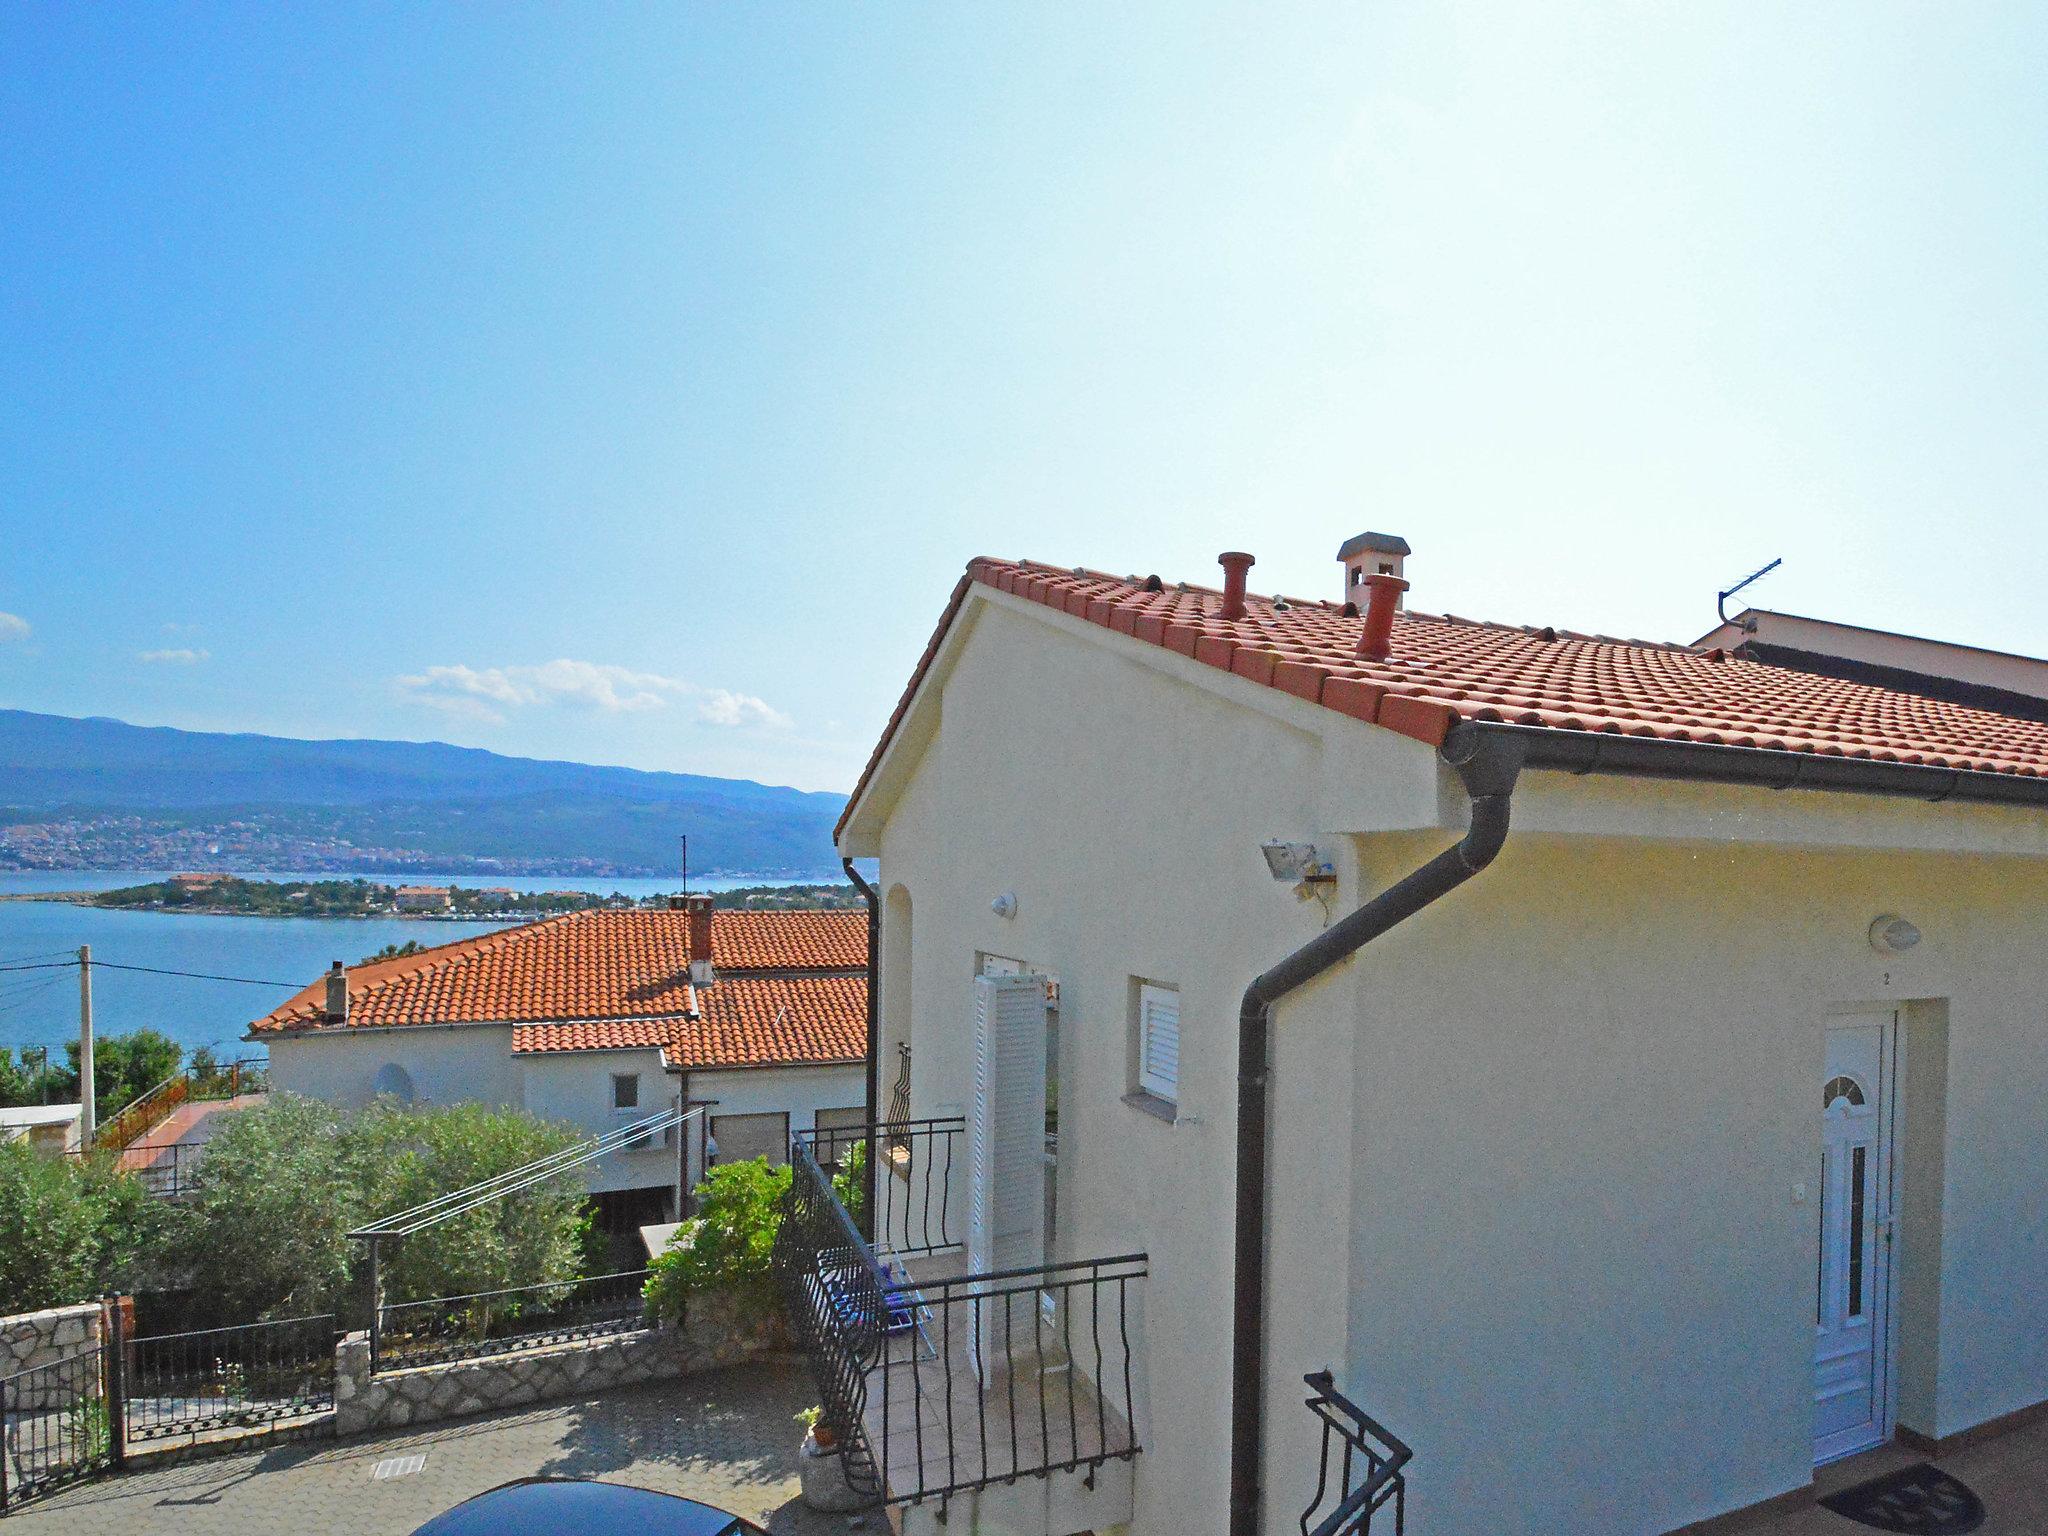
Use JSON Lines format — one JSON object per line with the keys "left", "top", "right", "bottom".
{"left": 887, "top": 1043, "right": 911, "bottom": 1125}
{"left": 867, "top": 1253, "right": 1148, "bottom": 1506}
{"left": 1300, "top": 1370, "right": 1412, "bottom": 1536}
{"left": 774, "top": 1124, "right": 1146, "bottom": 1509}
{"left": 122, "top": 1314, "right": 336, "bottom": 1443}
{"left": 372, "top": 1269, "right": 650, "bottom": 1373}
{"left": 63, "top": 1140, "right": 209, "bottom": 1200}
{"left": 796, "top": 1116, "right": 961, "bottom": 1258}
{"left": 0, "top": 1345, "right": 111, "bottom": 1512}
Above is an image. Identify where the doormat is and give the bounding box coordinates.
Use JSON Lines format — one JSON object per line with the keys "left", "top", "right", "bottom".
{"left": 1819, "top": 1463, "right": 1985, "bottom": 1534}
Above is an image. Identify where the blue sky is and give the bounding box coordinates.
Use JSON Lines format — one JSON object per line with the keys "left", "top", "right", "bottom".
{"left": 3, "top": 4, "right": 2044, "bottom": 793}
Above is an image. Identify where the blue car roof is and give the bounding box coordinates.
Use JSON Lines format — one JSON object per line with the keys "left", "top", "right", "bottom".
{"left": 409, "top": 1478, "right": 763, "bottom": 1536}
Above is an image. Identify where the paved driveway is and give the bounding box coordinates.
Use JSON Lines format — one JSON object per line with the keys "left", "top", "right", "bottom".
{"left": 5, "top": 1363, "right": 854, "bottom": 1536}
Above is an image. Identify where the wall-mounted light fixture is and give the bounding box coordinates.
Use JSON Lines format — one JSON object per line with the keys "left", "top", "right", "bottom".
{"left": 1868, "top": 914, "right": 1921, "bottom": 954}
{"left": 991, "top": 892, "right": 1018, "bottom": 920}
{"left": 1260, "top": 840, "right": 1335, "bottom": 884}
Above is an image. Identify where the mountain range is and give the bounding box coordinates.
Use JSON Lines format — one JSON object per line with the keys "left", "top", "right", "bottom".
{"left": 0, "top": 709, "right": 848, "bottom": 877}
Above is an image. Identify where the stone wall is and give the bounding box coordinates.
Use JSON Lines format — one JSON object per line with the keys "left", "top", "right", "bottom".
{"left": 334, "top": 1291, "right": 789, "bottom": 1437}
{"left": 0, "top": 1302, "right": 105, "bottom": 1411}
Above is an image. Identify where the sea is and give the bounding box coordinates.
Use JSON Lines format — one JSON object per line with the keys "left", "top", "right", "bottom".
{"left": 0, "top": 871, "right": 821, "bottom": 1066}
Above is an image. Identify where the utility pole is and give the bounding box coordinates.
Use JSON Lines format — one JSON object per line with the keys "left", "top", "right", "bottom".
{"left": 77, "top": 944, "right": 95, "bottom": 1145}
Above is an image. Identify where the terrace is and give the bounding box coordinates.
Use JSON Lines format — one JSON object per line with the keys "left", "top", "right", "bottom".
{"left": 770, "top": 1118, "right": 1147, "bottom": 1535}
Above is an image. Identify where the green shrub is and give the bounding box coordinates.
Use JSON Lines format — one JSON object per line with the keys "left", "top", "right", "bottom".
{"left": 830, "top": 1138, "right": 868, "bottom": 1231}
{"left": 176, "top": 1094, "right": 588, "bottom": 1323}
{"left": 644, "top": 1157, "right": 791, "bottom": 1323}
{"left": 0, "top": 1142, "right": 167, "bottom": 1314}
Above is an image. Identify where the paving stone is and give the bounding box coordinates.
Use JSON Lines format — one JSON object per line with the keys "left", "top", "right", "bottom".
{"left": 4, "top": 1364, "right": 852, "bottom": 1536}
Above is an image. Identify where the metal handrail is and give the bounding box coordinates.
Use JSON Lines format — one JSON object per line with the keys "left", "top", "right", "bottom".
{"left": 1300, "top": 1370, "right": 1412, "bottom": 1536}
{"left": 774, "top": 1120, "right": 1147, "bottom": 1509}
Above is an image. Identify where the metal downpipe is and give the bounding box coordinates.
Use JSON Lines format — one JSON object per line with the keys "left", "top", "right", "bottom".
{"left": 1227, "top": 730, "right": 1523, "bottom": 1536}
{"left": 842, "top": 856, "right": 883, "bottom": 1241}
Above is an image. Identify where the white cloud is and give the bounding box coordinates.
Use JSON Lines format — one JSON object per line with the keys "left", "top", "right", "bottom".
{"left": 395, "top": 659, "right": 788, "bottom": 730}
{"left": 0, "top": 613, "right": 28, "bottom": 642}
{"left": 695, "top": 689, "right": 793, "bottom": 730}
{"left": 138, "top": 647, "right": 210, "bottom": 665}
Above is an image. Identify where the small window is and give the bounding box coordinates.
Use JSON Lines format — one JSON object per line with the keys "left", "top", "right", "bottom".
{"left": 612, "top": 1073, "right": 639, "bottom": 1111}
{"left": 1823, "top": 1075, "right": 1865, "bottom": 1110}
{"left": 1136, "top": 983, "right": 1180, "bottom": 1103}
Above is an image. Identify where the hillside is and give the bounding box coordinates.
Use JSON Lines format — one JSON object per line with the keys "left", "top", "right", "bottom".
{"left": 0, "top": 709, "right": 847, "bottom": 876}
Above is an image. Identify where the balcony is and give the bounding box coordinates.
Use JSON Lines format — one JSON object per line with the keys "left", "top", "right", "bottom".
{"left": 772, "top": 1118, "right": 1147, "bottom": 1532}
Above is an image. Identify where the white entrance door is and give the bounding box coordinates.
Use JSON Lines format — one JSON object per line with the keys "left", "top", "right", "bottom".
{"left": 1814, "top": 1012, "right": 1897, "bottom": 1463}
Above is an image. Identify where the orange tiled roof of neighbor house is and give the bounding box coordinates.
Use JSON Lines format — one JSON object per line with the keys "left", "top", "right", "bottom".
{"left": 838, "top": 556, "right": 2048, "bottom": 837}
{"left": 511, "top": 973, "right": 869, "bottom": 1070}
{"left": 249, "top": 908, "right": 867, "bottom": 1041}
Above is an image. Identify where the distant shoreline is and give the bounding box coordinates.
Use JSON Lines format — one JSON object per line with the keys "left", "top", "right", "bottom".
{"left": 5, "top": 872, "right": 859, "bottom": 919}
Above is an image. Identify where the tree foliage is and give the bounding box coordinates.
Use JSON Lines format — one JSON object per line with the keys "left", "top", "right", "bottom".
{"left": 65, "top": 1029, "right": 183, "bottom": 1116}
{"left": 0, "top": 1142, "right": 168, "bottom": 1314}
{"left": 645, "top": 1157, "right": 791, "bottom": 1324}
{"left": 175, "top": 1094, "right": 589, "bottom": 1323}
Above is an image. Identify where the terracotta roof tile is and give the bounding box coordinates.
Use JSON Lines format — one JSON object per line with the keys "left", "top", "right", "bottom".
{"left": 250, "top": 908, "right": 867, "bottom": 1038}
{"left": 837, "top": 557, "right": 2048, "bottom": 835}
{"left": 665, "top": 975, "right": 868, "bottom": 1070}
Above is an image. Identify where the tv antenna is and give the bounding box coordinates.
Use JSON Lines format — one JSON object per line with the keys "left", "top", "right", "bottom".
{"left": 1717, "top": 557, "right": 1782, "bottom": 631}
{"left": 679, "top": 834, "right": 689, "bottom": 897}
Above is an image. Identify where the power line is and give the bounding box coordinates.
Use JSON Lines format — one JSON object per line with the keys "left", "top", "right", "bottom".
{"left": 0, "top": 949, "right": 81, "bottom": 966}
{"left": 84, "top": 961, "right": 305, "bottom": 989}
{"left": 0, "top": 961, "right": 76, "bottom": 974}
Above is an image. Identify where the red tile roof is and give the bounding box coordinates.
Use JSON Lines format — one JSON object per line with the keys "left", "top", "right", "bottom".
{"left": 250, "top": 908, "right": 868, "bottom": 1071}
{"left": 668, "top": 974, "right": 867, "bottom": 1071}
{"left": 839, "top": 557, "right": 2048, "bottom": 836}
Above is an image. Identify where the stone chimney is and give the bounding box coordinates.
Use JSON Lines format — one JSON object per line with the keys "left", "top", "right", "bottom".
{"left": 1336, "top": 532, "right": 1410, "bottom": 610}
{"left": 324, "top": 961, "right": 348, "bottom": 1025}
{"left": 683, "top": 894, "right": 716, "bottom": 986}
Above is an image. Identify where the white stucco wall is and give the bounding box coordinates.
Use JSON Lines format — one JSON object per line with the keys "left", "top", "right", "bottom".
{"left": 854, "top": 584, "right": 2048, "bottom": 1536}
{"left": 265, "top": 1024, "right": 523, "bottom": 1111}
{"left": 520, "top": 1047, "right": 681, "bottom": 1195}
{"left": 691, "top": 1062, "right": 866, "bottom": 1140}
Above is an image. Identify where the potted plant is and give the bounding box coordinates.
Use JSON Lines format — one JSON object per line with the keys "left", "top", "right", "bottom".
{"left": 796, "top": 1405, "right": 867, "bottom": 1512}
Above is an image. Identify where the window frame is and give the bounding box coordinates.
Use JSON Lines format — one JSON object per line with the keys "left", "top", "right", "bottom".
{"left": 611, "top": 1072, "right": 640, "bottom": 1112}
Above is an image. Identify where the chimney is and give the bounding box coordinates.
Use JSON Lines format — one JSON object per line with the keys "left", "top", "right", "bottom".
{"left": 324, "top": 961, "right": 348, "bottom": 1024}
{"left": 1218, "top": 551, "right": 1255, "bottom": 621}
{"left": 1336, "top": 531, "right": 1410, "bottom": 609}
{"left": 1355, "top": 573, "right": 1409, "bottom": 662}
{"left": 684, "top": 894, "right": 716, "bottom": 986}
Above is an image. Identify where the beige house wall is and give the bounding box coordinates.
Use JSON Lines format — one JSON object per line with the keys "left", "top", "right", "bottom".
{"left": 853, "top": 584, "right": 2048, "bottom": 1536}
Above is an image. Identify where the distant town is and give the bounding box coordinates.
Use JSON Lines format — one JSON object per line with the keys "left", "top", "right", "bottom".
{"left": 31, "top": 874, "right": 863, "bottom": 918}
{"left": 0, "top": 809, "right": 831, "bottom": 879}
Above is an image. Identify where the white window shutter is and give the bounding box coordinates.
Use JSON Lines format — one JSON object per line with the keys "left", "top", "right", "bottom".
{"left": 969, "top": 974, "right": 1048, "bottom": 1283}
{"left": 1138, "top": 985, "right": 1179, "bottom": 1101}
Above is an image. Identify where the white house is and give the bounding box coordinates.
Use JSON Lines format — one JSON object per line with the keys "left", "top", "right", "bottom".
{"left": 0, "top": 1102, "right": 83, "bottom": 1154}
{"left": 804, "top": 539, "right": 2048, "bottom": 1536}
{"left": 248, "top": 898, "right": 871, "bottom": 1234}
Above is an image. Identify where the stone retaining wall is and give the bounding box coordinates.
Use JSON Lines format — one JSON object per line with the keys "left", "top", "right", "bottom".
{"left": 334, "top": 1293, "right": 790, "bottom": 1437}
{"left": 0, "top": 1302, "right": 105, "bottom": 1409}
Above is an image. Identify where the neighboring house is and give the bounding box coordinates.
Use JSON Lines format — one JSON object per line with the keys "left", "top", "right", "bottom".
{"left": 815, "top": 539, "right": 2048, "bottom": 1536}
{"left": 1697, "top": 606, "right": 2048, "bottom": 717}
{"left": 0, "top": 1102, "right": 83, "bottom": 1154}
{"left": 392, "top": 884, "right": 452, "bottom": 911}
{"left": 247, "top": 899, "right": 870, "bottom": 1232}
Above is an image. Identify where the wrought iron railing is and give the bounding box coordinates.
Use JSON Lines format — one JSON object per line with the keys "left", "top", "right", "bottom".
{"left": 774, "top": 1123, "right": 1146, "bottom": 1510}
{"left": 94, "top": 1059, "right": 264, "bottom": 1152}
{"left": 372, "top": 1269, "right": 650, "bottom": 1373}
{"left": 1300, "top": 1370, "right": 1412, "bottom": 1536}
{"left": 797, "top": 1115, "right": 961, "bottom": 1258}
{"left": 0, "top": 1345, "right": 111, "bottom": 1512}
{"left": 122, "top": 1314, "right": 336, "bottom": 1442}
{"left": 64, "top": 1140, "right": 208, "bottom": 1200}
{"left": 887, "top": 1043, "right": 912, "bottom": 1124}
